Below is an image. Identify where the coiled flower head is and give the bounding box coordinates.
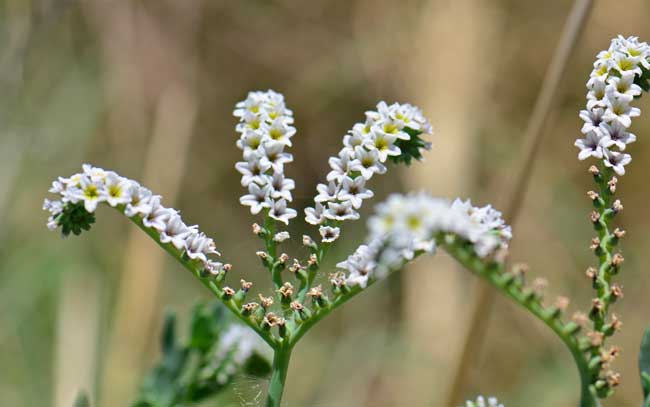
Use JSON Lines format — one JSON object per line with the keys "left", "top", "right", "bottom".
{"left": 574, "top": 35, "right": 650, "bottom": 175}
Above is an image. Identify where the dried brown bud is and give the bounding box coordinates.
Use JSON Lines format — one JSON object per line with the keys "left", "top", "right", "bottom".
{"left": 252, "top": 223, "right": 263, "bottom": 235}
{"left": 601, "top": 346, "right": 621, "bottom": 365}
{"left": 612, "top": 200, "right": 623, "bottom": 212}
{"left": 592, "top": 298, "right": 604, "bottom": 312}
{"left": 512, "top": 263, "right": 529, "bottom": 277}
{"left": 242, "top": 302, "right": 259, "bottom": 314}
{"left": 307, "top": 285, "right": 323, "bottom": 299}
{"left": 611, "top": 284, "right": 624, "bottom": 299}
{"left": 610, "top": 314, "right": 623, "bottom": 331}
{"left": 606, "top": 371, "right": 621, "bottom": 387}
{"left": 587, "top": 331, "right": 604, "bottom": 347}
{"left": 585, "top": 267, "right": 597, "bottom": 280}
{"left": 277, "top": 282, "right": 294, "bottom": 299}
{"left": 555, "top": 296, "right": 570, "bottom": 311}
{"left": 222, "top": 286, "right": 236, "bottom": 299}
{"left": 288, "top": 259, "right": 305, "bottom": 273}
{"left": 611, "top": 253, "right": 624, "bottom": 266}
{"left": 587, "top": 190, "right": 599, "bottom": 201}
{"left": 258, "top": 294, "right": 274, "bottom": 309}
{"left": 240, "top": 279, "right": 253, "bottom": 291}
{"left": 262, "top": 312, "right": 281, "bottom": 327}
{"left": 308, "top": 253, "right": 318, "bottom": 266}
{"left": 613, "top": 228, "right": 626, "bottom": 239}
{"left": 256, "top": 251, "right": 268, "bottom": 260}
{"left": 572, "top": 312, "right": 589, "bottom": 327}
{"left": 532, "top": 277, "right": 548, "bottom": 296}
{"left": 589, "top": 165, "right": 600, "bottom": 176}
{"left": 290, "top": 301, "right": 304, "bottom": 311}
{"left": 590, "top": 237, "right": 601, "bottom": 251}
{"left": 278, "top": 253, "right": 289, "bottom": 264}
{"left": 329, "top": 271, "right": 346, "bottom": 288}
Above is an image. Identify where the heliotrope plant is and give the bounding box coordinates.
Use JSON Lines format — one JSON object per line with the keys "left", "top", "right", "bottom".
{"left": 43, "top": 36, "right": 650, "bottom": 407}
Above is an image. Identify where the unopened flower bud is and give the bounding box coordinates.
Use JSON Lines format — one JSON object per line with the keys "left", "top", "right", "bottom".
{"left": 590, "top": 211, "right": 600, "bottom": 223}
{"left": 589, "top": 165, "right": 600, "bottom": 176}
{"left": 223, "top": 263, "right": 232, "bottom": 273}
{"left": 307, "top": 253, "right": 318, "bottom": 267}
{"left": 302, "top": 234, "right": 317, "bottom": 249}
{"left": 277, "top": 282, "right": 294, "bottom": 302}
{"left": 279, "top": 253, "right": 289, "bottom": 264}
{"left": 240, "top": 279, "right": 253, "bottom": 292}
{"left": 572, "top": 311, "right": 589, "bottom": 327}
{"left": 613, "top": 228, "right": 626, "bottom": 239}
{"left": 606, "top": 371, "right": 621, "bottom": 387}
{"left": 608, "top": 177, "right": 618, "bottom": 193}
{"left": 590, "top": 237, "right": 601, "bottom": 251}
{"left": 612, "top": 200, "right": 623, "bottom": 213}
{"left": 274, "top": 231, "right": 290, "bottom": 242}
{"left": 532, "top": 277, "right": 548, "bottom": 297}
{"left": 610, "top": 284, "right": 623, "bottom": 301}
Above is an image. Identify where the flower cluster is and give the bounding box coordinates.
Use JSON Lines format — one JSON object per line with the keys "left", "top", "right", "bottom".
{"left": 460, "top": 396, "right": 504, "bottom": 407}
{"left": 575, "top": 35, "right": 650, "bottom": 175}
{"left": 304, "top": 101, "right": 433, "bottom": 243}
{"left": 337, "top": 192, "right": 511, "bottom": 288}
{"left": 43, "top": 164, "right": 224, "bottom": 274}
{"left": 213, "top": 324, "right": 272, "bottom": 384}
{"left": 234, "top": 90, "right": 297, "bottom": 225}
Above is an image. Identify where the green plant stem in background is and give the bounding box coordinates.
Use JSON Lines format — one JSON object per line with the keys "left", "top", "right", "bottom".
{"left": 266, "top": 346, "right": 293, "bottom": 407}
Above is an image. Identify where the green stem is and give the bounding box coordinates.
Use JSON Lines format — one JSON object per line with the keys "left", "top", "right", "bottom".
{"left": 266, "top": 346, "right": 293, "bottom": 407}
{"left": 120, "top": 207, "right": 277, "bottom": 347}
{"left": 440, "top": 239, "right": 599, "bottom": 407}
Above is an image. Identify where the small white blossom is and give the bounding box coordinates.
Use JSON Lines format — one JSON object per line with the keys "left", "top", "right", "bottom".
{"left": 160, "top": 215, "right": 197, "bottom": 250}
{"left": 70, "top": 175, "right": 106, "bottom": 213}
{"left": 142, "top": 196, "right": 174, "bottom": 232}
{"left": 103, "top": 173, "right": 133, "bottom": 207}
{"left": 269, "top": 199, "right": 297, "bottom": 225}
{"left": 273, "top": 231, "right": 291, "bottom": 242}
{"left": 338, "top": 175, "right": 374, "bottom": 209}
{"left": 239, "top": 183, "right": 272, "bottom": 215}
{"left": 324, "top": 200, "right": 359, "bottom": 221}
{"left": 315, "top": 181, "right": 339, "bottom": 203}
{"left": 575, "top": 36, "right": 648, "bottom": 174}
{"left": 461, "top": 396, "right": 504, "bottom": 407}
{"left": 319, "top": 226, "right": 340, "bottom": 243}
{"left": 304, "top": 203, "right": 326, "bottom": 225}
{"left": 603, "top": 149, "right": 632, "bottom": 175}
{"left": 124, "top": 184, "right": 153, "bottom": 217}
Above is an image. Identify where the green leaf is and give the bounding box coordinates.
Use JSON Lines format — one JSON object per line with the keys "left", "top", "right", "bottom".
{"left": 639, "top": 328, "right": 650, "bottom": 399}
{"left": 389, "top": 127, "right": 431, "bottom": 165}
{"left": 72, "top": 390, "right": 90, "bottom": 407}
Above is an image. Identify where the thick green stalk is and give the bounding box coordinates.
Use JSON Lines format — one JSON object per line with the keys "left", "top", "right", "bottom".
{"left": 266, "top": 346, "right": 293, "bottom": 407}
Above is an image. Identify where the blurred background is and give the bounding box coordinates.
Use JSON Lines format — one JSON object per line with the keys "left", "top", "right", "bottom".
{"left": 2, "top": 0, "right": 650, "bottom": 406}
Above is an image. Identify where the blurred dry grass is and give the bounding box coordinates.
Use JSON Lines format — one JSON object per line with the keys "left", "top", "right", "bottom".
{"left": 2, "top": 1, "right": 650, "bottom": 406}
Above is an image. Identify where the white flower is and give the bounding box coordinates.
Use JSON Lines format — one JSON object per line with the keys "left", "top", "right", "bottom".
{"left": 103, "top": 173, "right": 133, "bottom": 207}
{"left": 574, "top": 130, "right": 608, "bottom": 160}
{"left": 124, "top": 184, "right": 153, "bottom": 217}
{"left": 142, "top": 196, "right": 174, "bottom": 232}
{"left": 273, "top": 231, "right": 291, "bottom": 242}
{"left": 586, "top": 77, "right": 607, "bottom": 109}
{"left": 268, "top": 171, "right": 295, "bottom": 202}
{"left": 605, "top": 72, "right": 642, "bottom": 101}
{"left": 319, "top": 226, "right": 340, "bottom": 243}
{"left": 579, "top": 108, "right": 605, "bottom": 134}
{"left": 324, "top": 200, "right": 359, "bottom": 221}
{"left": 603, "top": 95, "right": 640, "bottom": 128}
{"left": 350, "top": 146, "right": 386, "bottom": 180}
{"left": 43, "top": 199, "right": 63, "bottom": 215}
{"left": 338, "top": 176, "right": 374, "bottom": 209}
{"left": 236, "top": 129, "right": 266, "bottom": 152}
{"left": 326, "top": 150, "right": 355, "bottom": 182}
{"left": 600, "top": 120, "right": 636, "bottom": 150}
{"left": 160, "top": 214, "right": 197, "bottom": 250}
{"left": 304, "top": 203, "right": 326, "bottom": 225}
{"left": 603, "top": 148, "right": 631, "bottom": 175}
{"left": 239, "top": 183, "right": 272, "bottom": 215}
{"left": 235, "top": 152, "right": 271, "bottom": 187}
{"left": 461, "top": 396, "right": 504, "bottom": 407}
{"left": 365, "top": 130, "right": 400, "bottom": 161}
{"left": 269, "top": 199, "right": 297, "bottom": 225}
{"left": 82, "top": 164, "right": 109, "bottom": 182}
{"left": 315, "top": 181, "right": 339, "bottom": 203}
{"left": 262, "top": 118, "right": 295, "bottom": 147}
{"left": 612, "top": 52, "right": 642, "bottom": 76}
{"left": 261, "top": 141, "right": 293, "bottom": 173}
{"left": 71, "top": 175, "right": 106, "bottom": 213}
{"left": 185, "top": 232, "right": 220, "bottom": 262}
